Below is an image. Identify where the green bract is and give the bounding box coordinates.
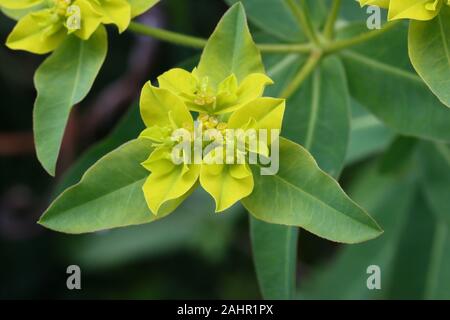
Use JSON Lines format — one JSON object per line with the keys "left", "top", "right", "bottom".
{"left": 157, "top": 68, "right": 274, "bottom": 115}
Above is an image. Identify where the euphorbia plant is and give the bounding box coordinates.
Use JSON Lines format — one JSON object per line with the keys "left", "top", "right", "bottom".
{"left": 38, "top": 4, "right": 382, "bottom": 245}
{"left": 2, "top": 0, "right": 450, "bottom": 300}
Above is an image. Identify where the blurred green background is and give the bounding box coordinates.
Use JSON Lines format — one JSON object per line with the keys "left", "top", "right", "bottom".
{"left": 1, "top": 0, "right": 449, "bottom": 300}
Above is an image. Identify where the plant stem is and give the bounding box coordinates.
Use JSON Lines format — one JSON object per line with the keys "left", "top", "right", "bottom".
{"left": 129, "top": 22, "right": 314, "bottom": 54}
{"left": 128, "top": 19, "right": 399, "bottom": 58}
{"left": 128, "top": 22, "right": 207, "bottom": 49}
{"left": 285, "top": 0, "right": 320, "bottom": 46}
{"left": 323, "top": 0, "right": 342, "bottom": 40}
{"left": 280, "top": 51, "right": 322, "bottom": 99}
{"left": 324, "top": 21, "right": 400, "bottom": 54}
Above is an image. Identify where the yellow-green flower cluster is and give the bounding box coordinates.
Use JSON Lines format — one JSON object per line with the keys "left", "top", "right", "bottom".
{"left": 359, "top": 0, "right": 450, "bottom": 21}
{"left": 139, "top": 68, "right": 285, "bottom": 215}
{"left": 0, "top": 0, "right": 134, "bottom": 54}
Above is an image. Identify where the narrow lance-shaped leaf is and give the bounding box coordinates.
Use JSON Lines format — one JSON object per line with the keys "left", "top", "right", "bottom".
{"left": 54, "top": 103, "right": 144, "bottom": 195}
{"left": 300, "top": 159, "right": 450, "bottom": 300}
{"left": 262, "top": 48, "right": 350, "bottom": 177}
{"left": 243, "top": 138, "right": 383, "bottom": 244}
{"left": 250, "top": 218, "right": 298, "bottom": 299}
{"left": 197, "top": 2, "right": 264, "bottom": 87}
{"left": 34, "top": 26, "right": 108, "bottom": 176}
{"left": 346, "top": 99, "right": 394, "bottom": 165}
{"left": 283, "top": 56, "right": 350, "bottom": 178}
{"left": 254, "top": 54, "right": 351, "bottom": 298}
{"left": 225, "top": 0, "right": 304, "bottom": 42}
{"left": 39, "top": 139, "right": 155, "bottom": 234}
{"left": 299, "top": 164, "right": 417, "bottom": 299}
{"left": 409, "top": 6, "right": 450, "bottom": 108}
{"left": 419, "top": 142, "right": 450, "bottom": 226}
{"left": 225, "top": 0, "right": 328, "bottom": 42}
{"left": 340, "top": 23, "right": 450, "bottom": 142}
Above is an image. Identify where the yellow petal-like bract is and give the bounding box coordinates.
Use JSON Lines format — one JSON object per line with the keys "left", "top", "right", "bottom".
{"left": 359, "top": 0, "right": 448, "bottom": 21}
{"left": 138, "top": 68, "right": 284, "bottom": 215}
{"left": 1, "top": 0, "right": 158, "bottom": 54}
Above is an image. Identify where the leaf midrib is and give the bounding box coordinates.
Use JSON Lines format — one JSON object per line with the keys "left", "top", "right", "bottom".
{"left": 304, "top": 68, "right": 321, "bottom": 150}
{"left": 46, "top": 177, "right": 147, "bottom": 218}
{"left": 341, "top": 50, "right": 422, "bottom": 83}
{"left": 437, "top": 14, "right": 450, "bottom": 69}
{"left": 68, "top": 38, "right": 85, "bottom": 106}
{"left": 229, "top": 11, "right": 245, "bottom": 77}
{"left": 253, "top": 155, "right": 376, "bottom": 231}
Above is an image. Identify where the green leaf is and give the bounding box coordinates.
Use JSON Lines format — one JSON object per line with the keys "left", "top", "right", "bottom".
{"left": 129, "top": 0, "right": 159, "bottom": 18}
{"left": 346, "top": 99, "right": 394, "bottom": 165}
{"left": 39, "top": 139, "right": 155, "bottom": 234}
{"left": 284, "top": 56, "right": 350, "bottom": 178}
{"left": 225, "top": 0, "right": 328, "bottom": 42}
{"left": 340, "top": 23, "right": 450, "bottom": 142}
{"left": 225, "top": 0, "right": 303, "bottom": 42}
{"left": 262, "top": 50, "right": 393, "bottom": 166}
{"left": 263, "top": 53, "right": 304, "bottom": 96}
{"left": 55, "top": 51, "right": 202, "bottom": 193}
{"left": 34, "top": 26, "right": 108, "bottom": 176}
{"left": 300, "top": 163, "right": 450, "bottom": 299}
{"left": 250, "top": 217, "right": 298, "bottom": 299}
{"left": 250, "top": 55, "right": 352, "bottom": 298}
{"left": 243, "top": 138, "right": 382, "bottom": 244}
{"left": 299, "top": 163, "right": 418, "bottom": 299}
{"left": 388, "top": 193, "right": 445, "bottom": 299}
{"left": 409, "top": 6, "right": 450, "bottom": 108}
{"left": 419, "top": 143, "right": 450, "bottom": 226}
{"left": 378, "top": 136, "right": 417, "bottom": 174}
{"left": 54, "top": 103, "right": 144, "bottom": 195}
{"left": 262, "top": 53, "right": 350, "bottom": 177}
{"left": 68, "top": 189, "right": 240, "bottom": 270}
{"left": 197, "top": 3, "right": 264, "bottom": 87}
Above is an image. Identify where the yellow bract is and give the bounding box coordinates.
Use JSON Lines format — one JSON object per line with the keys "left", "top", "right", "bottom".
{"left": 138, "top": 68, "right": 285, "bottom": 215}
{"left": 359, "top": 0, "right": 450, "bottom": 21}
{"left": 157, "top": 68, "right": 274, "bottom": 115}
{"left": 0, "top": 0, "right": 153, "bottom": 54}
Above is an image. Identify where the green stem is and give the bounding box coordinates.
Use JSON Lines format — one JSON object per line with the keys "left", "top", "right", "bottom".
{"left": 324, "top": 21, "right": 400, "bottom": 55}
{"left": 285, "top": 0, "right": 320, "bottom": 45}
{"left": 280, "top": 51, "right": 322, "bottom": 99}
{"left": 128, "top": 22, "right": 207, "bottom": 49}
{"left": 323, "top": 0, "right": 342, "bottom": 40}
{"left": 128, "top": 19, "right": 399, "bottom": 58}
{"left": 128, "top": 22, "right": 313, "bottom": 54}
